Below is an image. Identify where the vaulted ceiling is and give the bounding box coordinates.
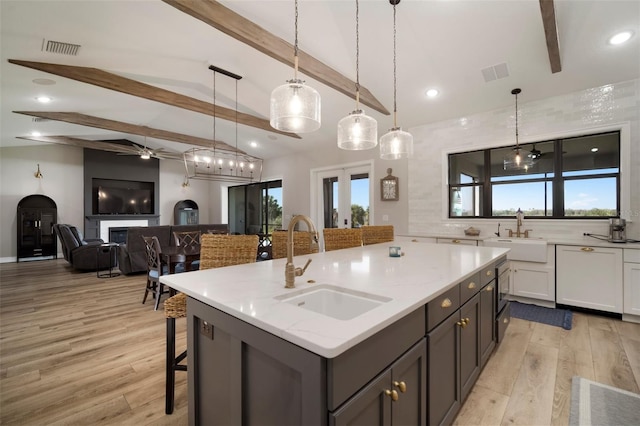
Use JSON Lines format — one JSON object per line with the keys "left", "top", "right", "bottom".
{"left": 1, "top": 1, "right": 638, "bottom": 161}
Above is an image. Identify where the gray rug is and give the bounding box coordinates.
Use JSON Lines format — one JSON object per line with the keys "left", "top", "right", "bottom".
{"left": 569, "top": 376, "right": 640, "bottom": 425}
{"left": 510, "top": 301, "right": 573, "bottom": 330}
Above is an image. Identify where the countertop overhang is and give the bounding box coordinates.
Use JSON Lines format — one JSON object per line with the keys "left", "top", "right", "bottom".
{"left": 160, "top": 242, "right": 508, "bottom": 358}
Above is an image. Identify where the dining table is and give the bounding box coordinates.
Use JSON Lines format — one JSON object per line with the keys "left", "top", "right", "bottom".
{"left": 161, "top": 245, "right": 200, "bottom": 274}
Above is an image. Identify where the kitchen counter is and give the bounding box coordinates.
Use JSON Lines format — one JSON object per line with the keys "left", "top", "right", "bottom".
{"left": 398, "top": 233, "right": 640, "bottom": 250}
{"left": 160, "top": 242, "right": 508, "bottom": 358}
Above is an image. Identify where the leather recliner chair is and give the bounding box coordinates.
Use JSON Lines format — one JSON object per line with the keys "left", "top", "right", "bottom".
{"left": 54, "top": 224, "right": 115, "bottom": 271}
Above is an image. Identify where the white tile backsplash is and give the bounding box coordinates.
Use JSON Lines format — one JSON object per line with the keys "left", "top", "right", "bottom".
{"left": 407, "top": 79, "right": 640, "bottom": 240}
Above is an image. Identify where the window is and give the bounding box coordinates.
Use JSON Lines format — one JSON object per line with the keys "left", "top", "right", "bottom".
{"left": 447, "top": 131, "right": 620, "bottom": 218}
{"left": 228, "top": 180, "right": 283, "bottom": 234}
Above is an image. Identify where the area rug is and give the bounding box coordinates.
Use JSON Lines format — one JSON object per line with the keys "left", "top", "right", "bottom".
{"left": 509, "top": 301, "right": 572, "bottom": 330}
{"left": 569, "top": 376, "right": 640, "bottom": 425}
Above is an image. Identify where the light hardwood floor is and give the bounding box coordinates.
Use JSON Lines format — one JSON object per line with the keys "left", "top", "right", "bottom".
{"left": 1, "top": 259, "right": 639, "bottom": 425}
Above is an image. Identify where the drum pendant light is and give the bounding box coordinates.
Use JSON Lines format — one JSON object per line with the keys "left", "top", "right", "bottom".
{"left": 379, "top": 0, "right": 413, "bottom": 160}
{"left": 337, "top": 0, "right": 377, "bottom": 150}
{"left": 270, "top": 0, "right": 321, "bottom": 133}
{"left": 503, "top": 88, "right": 534, "bottom": 170}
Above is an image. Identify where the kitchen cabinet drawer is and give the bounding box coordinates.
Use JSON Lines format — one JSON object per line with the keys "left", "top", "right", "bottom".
{"left": 427, "top": 285, "right": 460, "bottom": 331}
{"left": 496, "top": 302, "right": 511, "bottom": 344}
{"left": 480, "top": 262, "right": 496, "bottom": 286}
{"left": 624, "top": 249, "right": 640, "bottom": 263}
{"left": 436, "top": 238, "right": 478, "bottom": 246}
{"left": 460, "top": 272, "right": 481, "bottom": 304}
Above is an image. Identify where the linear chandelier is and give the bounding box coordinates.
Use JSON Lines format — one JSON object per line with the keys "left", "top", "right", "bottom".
{"left": 183, "top": 65, "right": 263, "bottom": 183}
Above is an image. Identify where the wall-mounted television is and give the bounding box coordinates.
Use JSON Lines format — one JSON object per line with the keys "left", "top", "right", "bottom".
{"left": 94, "top": 179, "right": 154, "bottom": 215}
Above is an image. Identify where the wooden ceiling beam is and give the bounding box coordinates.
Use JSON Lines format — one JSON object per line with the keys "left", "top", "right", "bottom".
{"left": 16, "top": 135, "right": 183, "bottom": 160}
{"left": 8, "top": 59, "right": 300, "bottom": 139}
{"left": 539, "top": 0, "right": 562, "bottom": 73}
{"left": 162, "top": 0, "right": 390, "bottom": 116}
{"left": 13, "top": 111, "right": 246, "bottom": 154}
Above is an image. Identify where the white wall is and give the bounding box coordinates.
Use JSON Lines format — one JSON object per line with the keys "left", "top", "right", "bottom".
{"left": 407, "top": 79, "right": 640, "bottom": 240}
{"left": 0, "top": 146, "right": 226, "bottom": 261}
{"left": 0, "top": 145, "right": 84, "bottom": 261}
{"left": 261, "top": 144, "right": 410, "bottom": 234}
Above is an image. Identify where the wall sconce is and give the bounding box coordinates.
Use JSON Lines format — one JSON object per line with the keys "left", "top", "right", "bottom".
{"left": 34, "top": 164, "right": 43, "bottom": 179}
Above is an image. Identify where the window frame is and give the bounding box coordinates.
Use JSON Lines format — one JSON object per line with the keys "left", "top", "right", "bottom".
{"left": 446, "top": 130, "right": 623, "bottom": 219}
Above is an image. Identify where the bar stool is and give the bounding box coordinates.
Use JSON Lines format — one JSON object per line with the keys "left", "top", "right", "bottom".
{"left": 165, "top": 292, "right": 187, "bottom": 414}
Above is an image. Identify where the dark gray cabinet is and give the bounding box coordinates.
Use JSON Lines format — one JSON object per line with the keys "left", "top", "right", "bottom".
{"left": 459, "top": 294, "right": 481, "bottom": 402}
{"left": 479, "top": 281, "right": 496, "bottom": 368}
{"left": 186, "top": 297, "right": 426, "bottom": 426}
{"left": 17, "top": 195, "right": 57, "bottom": 261}
{"left": 427, "top": 312, "right": 460, "bottom": 426}
{"left": 331, "top": 339, "right": 426, "bottom": 426}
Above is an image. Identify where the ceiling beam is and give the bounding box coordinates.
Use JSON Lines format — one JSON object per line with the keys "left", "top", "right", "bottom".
{"left": 161, "top": 0, "right": 390, "bottom": 116}
{"left": 13, "top": 111, "right": 246, "bottom": 154}
{"left": 8, "top": 59, "right": 301, "bottom": 139}
{"left": 16, "top": 135, "right": 183, "bottom": 160}
{"left": 539, "top": 0, "right": 562, "bottom": 73}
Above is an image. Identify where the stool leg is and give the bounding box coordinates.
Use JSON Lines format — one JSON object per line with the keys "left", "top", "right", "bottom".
{"left": 166, "top": 317, "right": 176, "bottom": 414}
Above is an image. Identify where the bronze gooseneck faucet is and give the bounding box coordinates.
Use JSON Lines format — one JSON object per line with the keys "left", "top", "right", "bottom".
{"left": 285, "top": 215, "right": 319, "bottom": 289}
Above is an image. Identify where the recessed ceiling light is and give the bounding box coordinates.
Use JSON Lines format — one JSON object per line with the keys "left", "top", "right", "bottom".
{"left": 32, "top": 78, "right": 56, "bottom": 86}
{"left": 31, "top": 131, "right": 42, "bottom": 137}
{"left": 425, "top": 88, "right": 439, "bottom": 98}
{"left": 609, "top": 31, "right": 633, "bottom": 45}
{"left": 250, "top": 141, "right": 258, "bottom": 148}
{"left": 591, "top": 147, "right": 599, "bottom": 153}
{"left": 36, "top": 96, "right": 52, "bottom": 103}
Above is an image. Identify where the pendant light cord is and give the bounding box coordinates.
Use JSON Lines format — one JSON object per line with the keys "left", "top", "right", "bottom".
{"left": 355, "top": 0, "right": 360, "bottom": 108}
{"left": 213, "top": 70, "right": 217, "bottom": 158}
{"left": 293, "top": 0, "right": 299, "bottom": 79}
{"left": 514, "top": 90, "right": 519, "bottom": 150}
{"left": 235, "top": 78, "right": 239, "bottom": 174}
{"left": 392, "top": 2, "right": 398, "bottom": 128}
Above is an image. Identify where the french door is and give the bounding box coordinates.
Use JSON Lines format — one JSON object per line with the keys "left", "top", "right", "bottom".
{"left": 312, "top": 162, "right": 372, "bottom": 230}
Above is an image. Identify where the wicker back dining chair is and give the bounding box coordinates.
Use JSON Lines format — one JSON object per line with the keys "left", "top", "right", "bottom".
{"left": 271, "top": 230, "right": 319, "bottom": 259}
{"left": 164, "top": 233, "right": 259, "bottom": 414}
{"left": 173, "top": 230, "right": 201, "bottom": 271}
{"left": 142, "top": 236, "right": 171, "bottom": 311}
{"left": 362, "top": 225, "right": 395, "bottom": 246}
{"left": 323, "top": 228, "right": 363, "bottom": 252}
{"left": 199, "top": 234, "right": 259, "bottom": 269}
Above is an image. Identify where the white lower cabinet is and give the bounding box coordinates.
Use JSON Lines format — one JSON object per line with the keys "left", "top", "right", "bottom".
{"left": 511, "top": 263, "right": 555, "bottom": 301}
{"left": 510, "top": 246, "right": 555, "bottom": 302}
{"left": 556, "top": 245, "right": 623, "bottom": 313}
{"left": 623, "top": 249, "right": 640, "bottom": 316}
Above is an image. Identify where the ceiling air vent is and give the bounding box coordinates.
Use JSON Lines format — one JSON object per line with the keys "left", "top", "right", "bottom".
{"left": 42, "top": 39, "right": 81, "bottom": 56}
{"left": 481, "top": 62, "right": 509, "bottom": 83}
{"left": 31, "top": 117, "right": 50, "bottom": 123}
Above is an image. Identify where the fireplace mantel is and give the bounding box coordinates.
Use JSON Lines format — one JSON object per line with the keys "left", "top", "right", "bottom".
{"left": 85, "top": 215, "right": 160, "bottom": 241}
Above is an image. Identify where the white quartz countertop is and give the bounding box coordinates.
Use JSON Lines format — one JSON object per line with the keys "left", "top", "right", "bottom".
{"left": 160, "top": 243, "right": 508, "bottom": 358}
{"left": 397, "top": 233, "right": 640, "bottom": 249}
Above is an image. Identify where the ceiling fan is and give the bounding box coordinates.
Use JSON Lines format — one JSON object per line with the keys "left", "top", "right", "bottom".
{"left": 116, "top": 139, "right": 179, "bottom": 160}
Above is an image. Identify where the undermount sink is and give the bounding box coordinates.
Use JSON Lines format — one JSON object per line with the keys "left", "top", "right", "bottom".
{"left": 275, "top": 284, "right": 392, "bottom": 321}
{"left": 484, "top": 237, "right": 548, "bottom": 263}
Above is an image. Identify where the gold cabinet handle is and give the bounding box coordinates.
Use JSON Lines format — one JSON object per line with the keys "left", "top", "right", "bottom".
{"left": 464, "top": 317, "right": 470, "bottom": 324}
{"left": 485, "top": 284, "right": 494, "bottom": 292}
{"left": 452, "top": 239, "right": 461, "bottom": 244}
{"left": 486, "top": 270, "right": 493, "bottom": 277}
{"left": 385, "top": 389, "right": 399, "bottom": 401}
{"left": 581, "top": 247, "right": 594, "bottom": 252}
{"left": 456, "top": 320, "right": 465, "bottom": 327}
{"left": 441, "top": 298, "right": 452, "bottom": 308}
{"left": 393, "top": 381, "right": 407, "bottom": 393}
{"left": 468, "top": 282, "right": 476, "bottom": 290}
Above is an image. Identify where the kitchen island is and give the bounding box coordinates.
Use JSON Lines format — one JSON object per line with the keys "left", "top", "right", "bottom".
{"left": 161, "top": 241, "right": 508, "bottom": 425}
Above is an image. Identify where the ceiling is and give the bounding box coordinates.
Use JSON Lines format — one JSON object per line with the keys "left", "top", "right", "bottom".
{"left": 1, "top": 0, "right": 638, "bottom": 161}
